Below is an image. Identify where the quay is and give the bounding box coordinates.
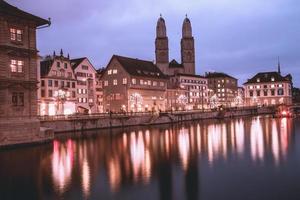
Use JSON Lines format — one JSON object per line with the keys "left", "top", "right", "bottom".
{"left": 40, "top": 106, "right": 278, "bottom": 133}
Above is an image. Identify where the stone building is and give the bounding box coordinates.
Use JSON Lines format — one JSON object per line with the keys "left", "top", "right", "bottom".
{"left": 101, "top": 55, "right": 168, "bottom": 112}
{"left": 155, "top": 15, "right": 195, "bottom": 76}
{"left": 0, "top": 1, "right": 50, "bottom": 146}
{"left": 205, "top": 72, "right": 238, "bottom": 108}
{"left": 167, "top": 74, "right": 208, "bottom": 110}
{"left": 244, "top": 70, "right": 292, "bottom": 106}
{"left": 39, "top": 51, "right": 77, "bottom": 115}
{"left": 71, "top": 57, "right": 97, "bottom": 113}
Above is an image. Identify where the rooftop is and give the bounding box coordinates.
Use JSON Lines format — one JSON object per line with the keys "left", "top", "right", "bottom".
{"left": 244, "top": 71, "right": 292, "bottom": 84}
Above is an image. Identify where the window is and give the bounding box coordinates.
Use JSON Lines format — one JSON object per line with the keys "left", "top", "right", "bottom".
{"left": 72, "top": 82, "right": 75, "bottom": 88}
{"left": 153, "top": 81, "right": 157, "bottom": 86}
{"left": 60, "top": 71, "right": 65, "bottom": 77}
{"left": 12, "top": 92, "right": 24, "bottom": 106}
{"left": 113, "top": 79, "right": 117, "bottom": 85}
{"left": 123, "top": 78, "right": 127, "bottom": 84}
{"left": 48, "top": 80, "right": 53, "bottom": 87}
{"left": 57, "top": 62, "right": 60, "bottom": 68}
{"left": 132, "top": 78, "right": 136, "bottom": 84}
{"left": 249, "top": 91, "right": 253, "bottom": 97}
{"left": 54, "top": 81, "right": 58, "bottom": 87}
{"left": 82, "top": 65, "right": 88, "bottom": 70}
{"left": 160, "top": 82, "right": 165, "bottom": 87}
{"left": 148, "top": 80, "right": 151, "bottom": 85}
{"left": 278, "top": 88, "right": 284, "bottom": 96}
{"left": 48, "top": 90, "right": 53, "bottom": 97}
{"left": 271, "top": 90, "right": 275, "bottom": 96}
{"left": 140, "top": 79, "right": 144, "bottom": 85}
{"left": 41, "top": 90, "right": 45, "bottom": 97}
{"left": 257, "top": 90, "right": 261, "bottom": 97}
{"left": 113, "top": 69, "right": 118, "bottom": 74}
{"left": 108, "top": 70, "right": 112, "bottom": 75}
{"left": 271, "top": 77, "right": 275, "bottom": 82}
{"left": 10, "top": 28, "right": 23, "bottom": 42}
{"left": 61, "top": 81, "right": 64, "bottom": 87}
{"left": 10, "top": 60, "right": 23, "bottom": 73}
{"left": 66, "top": 82, "right": 70, "bottom": 88}
{"left": 72, "top": 91, "right": 76, "bottom": 98}
{"left": 257, "top": 78, "right": 260, "bottom": 83}
{"left": 41, "top": 80, "right": 45, "bottom": 87}
{"left": 104, "top": 80, "right": 108, "bottom": 86}
{"left": 264, "top": 90, "right": 268, "bottom": 96}
{"left": 64, "top": 63, "right": 67, "bottom": 69}
{"left": 68, "top": 72, "right": 72, "bottom": 78}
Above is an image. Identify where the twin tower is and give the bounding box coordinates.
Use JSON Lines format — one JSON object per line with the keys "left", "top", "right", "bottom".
{"left": 155, "top": 15, "right": 195, "bottom": 75}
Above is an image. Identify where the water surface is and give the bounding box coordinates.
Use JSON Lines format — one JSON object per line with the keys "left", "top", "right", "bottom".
{"left": 1, "top": 116, "right": 300, "bottom": 200}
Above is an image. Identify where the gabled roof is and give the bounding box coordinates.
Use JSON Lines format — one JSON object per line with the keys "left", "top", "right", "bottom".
{"left": 40, "top": 59, "right": 53, "bottom": 77}
{"left": 244, "top": 71, "right": 292, "bottom": 84}
{"left": 70, "top": 57, "right": 86, "bottom": 70}
{"left": 205, "top": 72, "right": 237, "bottom": 80}
{"left": 110, "top": 55, "right": 168, "bottom": 79}
{"left": 169, "top": 59, "right": 183, "bottom": 68}
{"left": 0, "top": 0, "right": 50, "bottom": 26}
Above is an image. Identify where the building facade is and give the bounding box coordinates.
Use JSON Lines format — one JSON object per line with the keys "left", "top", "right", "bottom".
{"left": 101, "top": 55, "right": 168, "bottom": 112}
{"left": 71, "top": 57, "right": 97, "bottom": 113}
{"left": 205, "top": 72, "right": 238, "bottom": 108}
{"left": 39, "top": 51, "right": 77, "bottom": 115}
{"left": 155, "top": 15, "right": 195, "bottom": 76}
{"left": 95, "top": 68, "right": 104, "bottom": 113}
{"left": 0, "top": 1, "right": 50, "bottom": 146}
{"left": 244, "top": 71, "right": 292, "bottom": 106}
{"left": 167, "top": 74, "right": 208, "bottom": 110}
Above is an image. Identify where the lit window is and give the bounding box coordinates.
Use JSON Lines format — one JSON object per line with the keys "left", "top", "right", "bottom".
{"left": 122, "top": 78, "right": 127, "bottom": 84}
{"left": 153, "top": 81, "right": 157, "bottom": 86}
{"left": 257, "top": 78, "right": 260, "bottom": 82}
{"left": 132, "top": 78, "right": 136, "bottom": 84}
{"left": 140, "top": 79, "right": 144, "bottom": 85}
{"left": 160, "top": 82, "right": 165, "bottom": 87}
{"left": 108, "top": 70, "right": 112, "bottom": 75}
{"left": 10, "top": 28, "right": 23, "bottom": 42}
{"left": 104, "top": 80, "right": 108, "bottom": 86}
{"left": 113, "top": 79, "right": 117, "bottom": 85}
{"left": 257, "top": 85, "right": 261, "bottom": 89}
{"left": 249, "top": 86, "right": 253, "bottom": 89}
{"left": 10, "top": 59, "right": 23, "bottom": 73}
{"left": 113, "top": 69, "right": 118, "bottom": 74}
{"left": 271, "top": 84, "right": 275, "bottom": 88}
{"left": 271, "top": 77, "right": 275, "bottom": 82}
{"left": 148, "top": 80, "right": 151, "bottom": 85}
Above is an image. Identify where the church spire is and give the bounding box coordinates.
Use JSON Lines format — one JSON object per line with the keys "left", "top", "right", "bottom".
{"left": 181, "top": 15, "right": 195, "bottom": 74}
{"left": 278, "top": 56, "right": 281, "bottom": 74}
{"left": 182, "top": 15, "right": 192, "bottom": 38}
{"left": 156, "top": 14, "right": 167, "bottom": 38}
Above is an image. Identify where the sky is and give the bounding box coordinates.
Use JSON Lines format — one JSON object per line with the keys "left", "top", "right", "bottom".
{"left": 8, "top": 0, "right": 300, "bottom": 86}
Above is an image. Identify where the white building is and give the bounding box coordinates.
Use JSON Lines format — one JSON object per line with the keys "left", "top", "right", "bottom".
{"left": 39, "top": 51, "right": 77, "bottom": 116}
{"left": 71, "top": 57, "right": 97, "bottom": 113}
{"left": 244, "top": 71, "right": 292, "bottom": 106}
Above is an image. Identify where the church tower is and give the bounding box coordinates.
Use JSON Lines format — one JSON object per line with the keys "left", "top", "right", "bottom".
{"left": 155, "top": 15, "right": 169, "bottom": 74}
{"left": 181, "top": 16, "right": 195, "bottom": 75}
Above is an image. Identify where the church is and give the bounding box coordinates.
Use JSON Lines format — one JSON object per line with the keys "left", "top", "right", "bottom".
{"left": 155, "top": 15, "right": 195, "bottom": 75}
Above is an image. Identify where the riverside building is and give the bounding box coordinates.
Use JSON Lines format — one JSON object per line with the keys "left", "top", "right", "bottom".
{"left": 0, "top": 1, "right": 50, "bottom": 146}
{"left": 101, "top": 55, "right": 168, "bottom": 112}
{"left": 205, "top": 72, "right": 238, "bottom": 108}
{"left": 39, "top": 51, "right": 77, "bottom": 115}
{"left": 71, "top": 57, "right": 97, "bottom": 113}
{"left": 244, "top": 68, "right": 292, "bottom": 106}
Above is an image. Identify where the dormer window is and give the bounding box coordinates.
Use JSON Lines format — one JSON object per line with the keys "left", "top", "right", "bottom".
{"left": 271, "top": 77, "right": 275, "bottom": 82}
{"left": 64, "top": 63, "right": 67, "bottom": 69}
{"left": 57, "top": 62, "right": 60, "bottom": 68}
{"left": 257, "top": 78, "right": 260, "bottom": 82}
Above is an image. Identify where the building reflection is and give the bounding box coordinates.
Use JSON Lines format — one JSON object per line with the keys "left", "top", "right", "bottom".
{"left": 51, "top": 139, "right": 74, "bottom": 194}
{"left": 49, "top": 116, "right": 293, "bottom": 198}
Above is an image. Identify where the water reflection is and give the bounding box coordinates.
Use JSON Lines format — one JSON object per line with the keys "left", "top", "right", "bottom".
{"left": 46, "top": 116, "right": 294, "bottom": 199}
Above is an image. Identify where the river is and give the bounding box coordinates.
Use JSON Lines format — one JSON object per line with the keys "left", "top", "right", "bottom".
{"left": 1, "top": 116, "right": 300, "bottom": 200}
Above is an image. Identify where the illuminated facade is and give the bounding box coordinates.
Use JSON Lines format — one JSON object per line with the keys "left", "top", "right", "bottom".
{"left": 101, "top": 55, "right": 168, "bottom": 112}
{"left": 167, "top": 74, "right": 208, "bottom": 110}
{"left": 0, "top": 1, "right": 50, "bottom": 146}
{"left": 205, "top": 72, "right": 238, "bottom": 107}
{"left": 71, "top": 57, "right": 97, "bottom": 113}
{"left": 39, "top": 51, "right": 77, "bottom": 115}
{"left": 244, "top": 71, "right": 292, "bottom": 106}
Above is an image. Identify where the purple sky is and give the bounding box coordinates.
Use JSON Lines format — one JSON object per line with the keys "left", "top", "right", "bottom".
{"left": 8, "top": 0, "right": 300, "bottom": 86}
